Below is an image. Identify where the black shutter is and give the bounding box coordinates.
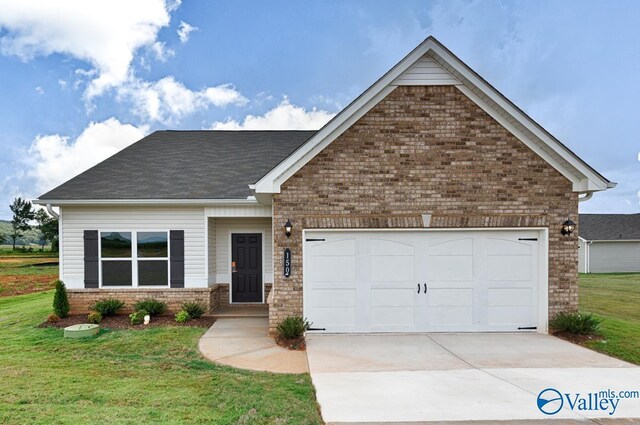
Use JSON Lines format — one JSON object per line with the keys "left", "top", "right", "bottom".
{"left": 170, "top": 230, "right": 185, "bottom": 288}
{"left": 84, "top": 230, "right": 99, "bottom": 288}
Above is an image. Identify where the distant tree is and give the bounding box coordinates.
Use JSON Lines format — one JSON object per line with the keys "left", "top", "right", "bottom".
{"left": 9, "top": 197, "right": 35, "bottom": 250}
{"left": 35, "top": 209, "right": 58, "bottom": 251}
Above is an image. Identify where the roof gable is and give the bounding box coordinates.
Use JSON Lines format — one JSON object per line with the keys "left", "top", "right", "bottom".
{"left": 254, "top": 36, "right": 614, "bottom": 195}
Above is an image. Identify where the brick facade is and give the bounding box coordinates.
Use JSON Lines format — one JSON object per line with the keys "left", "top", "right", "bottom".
{"left": 67, "top": 287, "right": 218, "bottom": 315}
{"left": 270, "top": 85, "right": 578, "bottom": 334}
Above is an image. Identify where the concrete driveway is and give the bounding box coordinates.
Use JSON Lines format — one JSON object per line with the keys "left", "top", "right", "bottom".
{"left": 306, "top": 333, "right": 640, "bottom": 424}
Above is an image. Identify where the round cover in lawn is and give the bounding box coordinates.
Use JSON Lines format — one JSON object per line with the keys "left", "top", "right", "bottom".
{"left": 63, "top": 324, "right": 99, "bottom": 338}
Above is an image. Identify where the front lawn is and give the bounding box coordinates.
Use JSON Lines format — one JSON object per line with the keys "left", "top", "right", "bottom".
{"left": 579, "top": 273, "right": 640, "bottom": 365}
{"left": 0, "top": 256, "right": 58, "bottom": 297}
{"left": 0, "top": 291, "right": 321, "bottom": 424}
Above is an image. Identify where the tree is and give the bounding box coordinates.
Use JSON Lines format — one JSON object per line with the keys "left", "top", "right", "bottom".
{"left": 53, "top": 280, "right": 70, "bottom": 318}
{"left": 9, "top": 197, "right": 35, "bottom": 250}
{"left": 35, "top": 209, "right": 58, "bottom": 251}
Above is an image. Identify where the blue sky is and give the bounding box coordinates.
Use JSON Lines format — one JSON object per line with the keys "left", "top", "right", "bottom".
{"left": 0, "top": 0, "right": 638, "bottom": 219}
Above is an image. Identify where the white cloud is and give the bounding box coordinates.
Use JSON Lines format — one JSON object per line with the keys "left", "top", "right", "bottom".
{"left": 0, "top": 0, "right": 173, "bottom": 99}
{"left": 27, "top": 118, "right": 148, "bottom": 194}
{"left": 35, "top": 86, "right": 44, "bottom": 94}
{"left": 119, "top": 76, "right": 247, "bottom": 124}
{"left": 150, "top": 41, "right": 175, "bottom": 62}
{"left": 177, "top": 21, "right": 198, "bottom": 43}
{"left": 211, "top": 99, "right": 335, "bottom": 130}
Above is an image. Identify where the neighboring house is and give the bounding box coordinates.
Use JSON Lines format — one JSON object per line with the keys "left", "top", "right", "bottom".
{"left": 35, "top": 37, "right": 615, "bottom": 335}
{"left": 578, "top": 214, "right": 640, "bottom": 273}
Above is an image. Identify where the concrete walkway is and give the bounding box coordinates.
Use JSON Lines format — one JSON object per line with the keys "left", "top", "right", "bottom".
{"left": 307, "top": 333, "right": 640, "bottom": 423}
{"left": 198, "top": 317, "right": 308, "bottom": 374}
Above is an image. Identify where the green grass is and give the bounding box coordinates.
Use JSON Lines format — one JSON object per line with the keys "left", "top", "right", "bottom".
{"left": 0, "top": 291, "right": 321, "bottom": 424}
{"left": 579, "top": 273, "right": 640, "bottom": 365}
{"left": 0, "top": 246, "right": 56, "bottom": 257}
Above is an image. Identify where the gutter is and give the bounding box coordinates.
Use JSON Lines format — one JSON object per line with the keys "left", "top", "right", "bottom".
{"left": 32, "top": 198, "right": 261, "bottom": 207}
{"left": 45, "top": 204, "right": 59, "bottom": 219}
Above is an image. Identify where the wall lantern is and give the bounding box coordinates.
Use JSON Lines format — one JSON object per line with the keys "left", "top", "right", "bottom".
{"left": 561, "top": 219, "right": 576, "bottom": 236}
{"left": 284, "top": 219, "right": 293, "bottom": 238}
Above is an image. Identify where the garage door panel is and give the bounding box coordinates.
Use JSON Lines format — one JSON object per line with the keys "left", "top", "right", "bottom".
{"left": 372, "top": 307, "right": 415, "bottom": 326}
{"left": 427, "top": 288, "right": 473, "bottom": 307}
{"left": 313, "top": 307, "right": 357, "bottom": 327}
{"left": 487, "top": 255, "right": 532, "bottom": 281}
{"left": 488, "top": 288, "right": 532, "bottom": 306}
{"left": 429, "top": 256, "right": 473, "bottom": 281}
{"left": 487, "top": 238, "right": 532, "bottom": 256}
{"left": 371, "top": 288, "right": 414, "bottom": 306}
{"left": 310, "top": 289, "right": 356, "bottom": 307}
{"left": 308, "top": 256, "right": 356, "bottom": 282}
{"left": 488, "top": 305, "right": 532, "bottom": 326}
{"left": 310, "top": 238, "right": 356, "bottom": 256}
{"left": 428, "top": 307, "right": 473, "bottom": 326}
{"left": 370, "top": 256, "right": 414, "bottom": 282}
{"left": 428, "top": 238, "right": 473, "bottom": 255}
{"left": 370, "top": 238, "right": 415, "bottom": 256}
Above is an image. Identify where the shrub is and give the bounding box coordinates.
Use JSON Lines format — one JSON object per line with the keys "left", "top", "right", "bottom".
{"left": 130, "top": 310, "right": 148, "bottom": 325}
{"left": 87, "top": 312, "right": 102, "bottom": 324}
{"left": 175, "top": 310, "right": 190, "bottom": 323}
{"left": 90, "top": 298, "right": 124, "bottom": 316}
{"left": 550, "top": 312, "right": 602, "bottom": 335}
{"left": 52, "top": 280, "right": 70, "bottom": 318}
{"left": 275, "top": 316, "right": 311, "bottom": 340}
{"left": 47, "top": 313, "right": 59, "bottom": 323}
{"left": 133, "top": 299, "right": 167, "bottom": 316}
{"left": 181, "top": 302, "right": 206, "bottom": 319}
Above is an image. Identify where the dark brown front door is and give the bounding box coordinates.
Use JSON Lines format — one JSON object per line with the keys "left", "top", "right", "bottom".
{"left": 231, "top": 233, "right": 262, "bottom": 303}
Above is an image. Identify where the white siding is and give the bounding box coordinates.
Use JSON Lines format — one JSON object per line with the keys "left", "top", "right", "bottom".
{"left": 205, "top": 204, "right": 271, "bottom": 217}
{"left": 392, "top": 54, "right": 460, "bottom": 86}
{"left": 212, "top": 217, "right": 273, "bottom": 284}
{"left": 578, "top": 239, "right": 586, "bottom": 273}
{"left": 208, "top": 217, "right": 216, "bottom": 284}
{"left": 588, "top": 241, "right": 640, "bottom": 273}
{"left": 61, "top": 206, "right": 207, "bottom": 289}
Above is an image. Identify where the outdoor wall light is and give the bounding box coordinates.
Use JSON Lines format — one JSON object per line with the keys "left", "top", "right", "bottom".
{"left": 284, "top": 219, "right": 293, "bottom": 238}
{"left": 561, "top": 219, "right": 576, "bottom": 236}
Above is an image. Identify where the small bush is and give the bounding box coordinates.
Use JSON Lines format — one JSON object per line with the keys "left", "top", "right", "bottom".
{"left": 129, "top": 310, "right": 148, "bottom": 325}
{"left": 53, "top": 280, "right": 70, "bottom": 318}
{"left": 87, "top": 312, "right": 102, "bottom": 324}
{"left": 181, "top": 302, "right": 206, "bottom": 319}
{"left": 275, "top": 316, "right": 311, "bottom": 340}
{"left": 90, "top": 298, "right": 124, "bottom": 316}
{"left": 175, "top": 310, "right": 191, "bottom": 323}
{"left": 551, "top": 312, "right": 602, "bottom": 335}
{"left": 47, "top": 313, "right": 59, "bottom": 323}
{"left": 133, "top": 299, "right": 167, "bottom": 316}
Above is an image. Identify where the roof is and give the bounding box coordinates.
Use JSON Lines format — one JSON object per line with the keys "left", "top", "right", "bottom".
{"left": 579, "top": 214, "right": 640, "bottom": 241}
{"left": 37, "top": 130, "right": 315, "bottom": 201}
{"left": 254, "top": 36, "right": 614, "bottom": 194}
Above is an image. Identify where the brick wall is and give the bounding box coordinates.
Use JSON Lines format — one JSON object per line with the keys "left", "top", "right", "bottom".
{"left": 68, "top": 287, "right": 219, "bottom": 314}
{"left": 270, "top": 85, "right": 578, "bottom": 333}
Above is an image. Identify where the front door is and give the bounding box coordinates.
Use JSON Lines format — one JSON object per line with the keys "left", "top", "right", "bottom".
{"left": 231, "top": 233, "right": 262, "bottom": 303}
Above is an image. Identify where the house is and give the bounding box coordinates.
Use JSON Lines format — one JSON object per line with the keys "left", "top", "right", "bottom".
{"left": 35, "top": 37, "right": 615, "bottom": 335}
{"left": 578, "top": 214, "right": 640, "bottom": 273}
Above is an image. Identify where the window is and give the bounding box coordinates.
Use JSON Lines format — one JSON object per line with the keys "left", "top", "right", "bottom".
{"left": 137, "top": 232, "right": 168, "bottom": 286}
{"left": 100, "top": 231, "right": 169, "bottom": 287}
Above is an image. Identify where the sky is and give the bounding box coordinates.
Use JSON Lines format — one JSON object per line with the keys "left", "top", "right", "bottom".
{"left": 0, "top": 0, "right": 638, "bottom": 219}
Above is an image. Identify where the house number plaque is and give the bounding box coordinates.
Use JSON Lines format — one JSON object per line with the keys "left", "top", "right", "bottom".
{"left": 283, "top": 248, "right": 292, "bottom": 278}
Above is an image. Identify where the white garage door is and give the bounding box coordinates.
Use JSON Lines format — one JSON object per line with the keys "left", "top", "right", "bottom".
{"left": 303, "top": 230, "right": 542, "bottom": 333}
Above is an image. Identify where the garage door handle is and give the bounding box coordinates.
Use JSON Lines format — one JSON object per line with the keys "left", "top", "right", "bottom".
{"left": 424, "top": 283, "right": 427, "bottom": 293}
{"left": 417, "top": 283, "right": 420, "bottom": 294}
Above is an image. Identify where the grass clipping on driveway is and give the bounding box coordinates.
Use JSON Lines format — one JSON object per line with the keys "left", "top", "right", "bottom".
{"left": 0, "top": 291, "right": 322, "bottom": 424}
{"left": 579, "top": 273, "right": 640, "bottom": 365}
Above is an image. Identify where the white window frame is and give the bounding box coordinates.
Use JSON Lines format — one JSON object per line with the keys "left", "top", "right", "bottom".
{"left": 98, "top": 230, "right": 171, "bottom": 288}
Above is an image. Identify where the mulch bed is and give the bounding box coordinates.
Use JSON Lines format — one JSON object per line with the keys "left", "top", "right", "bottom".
{"left": 551, "top": 330, "right": 604, "bottom": 345}
{"left": 275, "top": 336, "right": 306, "bottom": 351}
{"left": 40, "top": 314, "right": 215, "bottom": 330}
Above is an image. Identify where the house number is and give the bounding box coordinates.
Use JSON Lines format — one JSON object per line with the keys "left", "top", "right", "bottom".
{"left": 283, "top": 248, "right": 292, "bottom": 278}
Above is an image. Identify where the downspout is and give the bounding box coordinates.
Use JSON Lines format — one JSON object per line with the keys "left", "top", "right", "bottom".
{"left": 586, "top": 241, "right": 592, "bottom": 273}
{"left": 45, "top": 204, "right": 59, "bottom": 219}
{"left": 578, "top": 192, "right": 593, "bottom": 202}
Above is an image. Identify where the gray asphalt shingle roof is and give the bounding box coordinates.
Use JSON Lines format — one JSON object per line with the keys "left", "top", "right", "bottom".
{"left": 37, "top": 130, "right": 316, "bottom": 200}
{"left": 579, "top": 214, "right": 640, "bottom": 241}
